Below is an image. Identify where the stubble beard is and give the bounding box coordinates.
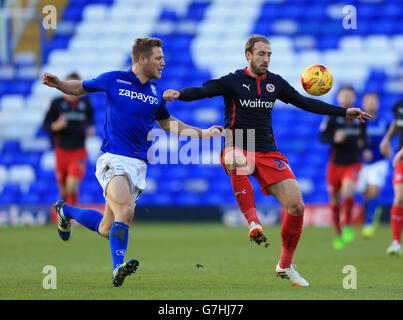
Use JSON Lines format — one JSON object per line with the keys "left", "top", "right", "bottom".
{"left": 250, "top": 60, "right": 267, "bottom": 77}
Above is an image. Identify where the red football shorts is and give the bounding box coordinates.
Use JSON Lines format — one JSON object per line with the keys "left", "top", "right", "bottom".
{"left": 326, "top": 162, "right": 361, "bottom": 195}
{"left": 54, "top": 147, "right": 87, "bottom": 185}
{"left": 393, "top": 160, "right": 403, "bottom": 185}
{"left": 221, "top": 147, "right": 296, "bottom": 196}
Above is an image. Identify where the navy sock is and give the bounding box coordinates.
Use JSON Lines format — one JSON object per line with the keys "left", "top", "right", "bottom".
{"left": 365, "top": 198, "right": 379, "bottom": 225}
{"left": 62, "top": 204, "right": 103, "bottom": 232}
{"left": 109, "top": 222, "right": 129, "bottom": 271}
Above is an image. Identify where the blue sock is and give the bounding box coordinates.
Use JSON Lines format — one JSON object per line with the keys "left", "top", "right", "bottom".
{"left": 109, "top": 222, "right": 129, "bottom": 271}
{"left": 62, "top": 204, "right": 103, "bottom": 232}
{"left": 365, "top": 198, "right": 379, "bottom": 226}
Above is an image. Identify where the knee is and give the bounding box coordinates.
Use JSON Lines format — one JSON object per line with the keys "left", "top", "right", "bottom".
{"left": 287, "top": 202, "right": 305, "bottom": 216}
{"left": 224, "top": 150, "right": 247, "bottom": 172}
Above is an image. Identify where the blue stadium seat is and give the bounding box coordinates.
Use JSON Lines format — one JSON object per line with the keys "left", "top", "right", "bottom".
{"left": 159, "top": 9, "right": 179, "bottom": 22}
{"left": 62, "top": 5, "right": 84, "bottom": 21}
{"left": 186, "top": 2, "right": 210, "bottom": 21}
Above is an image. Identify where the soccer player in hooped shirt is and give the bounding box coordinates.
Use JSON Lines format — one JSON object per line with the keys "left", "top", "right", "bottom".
{"left": 41, "top": 37, "right": 223, "bottom": 287}
{"left": 356, "top": 92, "right": 389, "bottom": 239}
{"left": 163, "top": 34, "right": 372, "bottom": 287}
{"left": 319, "top": 85, "right": 368, "bottom": 250}
{"left": 380, "top": 74, "right": 403, "bottom": 256}
{"left": 42, "top": 72, "right": 95, "bottom": 208}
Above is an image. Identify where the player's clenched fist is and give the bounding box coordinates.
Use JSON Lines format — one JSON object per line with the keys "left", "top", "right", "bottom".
{"left": 205, "top": 125, "right": 225, "bottom": 138}
{"left": 163, "top": 89, "right": 181, "bottom": 101}
{"left": 42, "top": 72, "right": 60, "bottom": 88}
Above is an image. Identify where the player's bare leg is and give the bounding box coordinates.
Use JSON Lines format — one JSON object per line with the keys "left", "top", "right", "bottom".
{"left": 98, "top": 199, "right": 136, "bottom": 240}
{"left": 105, "top": 175, "right": 139, "bottom": 287}
{"left": 267, "top": 179, "right": 309, "bottom": 286}
{"left": 97, "top": 202, "right": 115, "bottom": 240}
{"left": 329, "top": 191, "right": 344, "bottom": 249}
{"left": 106, "top": 175, "right": 133, "bottom": 224}
{"left": 65, "top": 176, "right": 81, "bottom": 206}
{"left": 387, "top": 183, "right": 403, "bottom": 255}
{"left": 58, "top": 184, "right": 67, "bottom": 202}
{"left": 224, "top": 149, "right": 267, "bottom": 245}
{"left": 340, "top": 179, "right": 357, "bottom": 243}
{"left": 362, "top": 185, "right": 382, "bottom": 238}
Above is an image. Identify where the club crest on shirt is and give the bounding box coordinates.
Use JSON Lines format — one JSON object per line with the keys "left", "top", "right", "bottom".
{"left": 266, "top": 83, "right": 275, "bottom": 93}
{"left": 150, "top": 84, "right": 157, "bottom": 96}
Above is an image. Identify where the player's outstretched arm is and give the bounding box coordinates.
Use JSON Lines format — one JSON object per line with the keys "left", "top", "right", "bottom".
{"left": 393, "top": 147, "right": 403, "bottom": 167}
{"left": 380, "top": 120, "right": 397, "bottom": 158}
{"left": 289, "top": 93, "right": 372, "bottom": 123}
{"left": 41, "top": 72, "right": 88, "bottom": 96}
{"left": 163, "top": 82, "right": 225, "bottom": 102}
{"left": 164, "top": 87, "right": 213, "bottom": 102}
{"left": 157, "top": 116, "right": 224, "bottom": 139}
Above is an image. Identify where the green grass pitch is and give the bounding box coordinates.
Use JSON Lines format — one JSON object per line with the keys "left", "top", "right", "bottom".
{"left": 0, "top": 223, "right": 402, "bottom": 300}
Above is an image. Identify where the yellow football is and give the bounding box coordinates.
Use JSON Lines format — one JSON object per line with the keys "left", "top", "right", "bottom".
{"left": 301, "top": 64, "right": 333, "bottom": 96}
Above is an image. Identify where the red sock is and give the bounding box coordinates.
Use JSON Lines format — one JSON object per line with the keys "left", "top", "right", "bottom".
{"left": 342, "top": 198, "right": 354, "bottom": 225}
{"left": 66, "top": 191, "right": 78, "bottom": 207}
{"left": 390, "top": 205, "right": 403, "bottom": 243}
{"left": 331, "top": 203, "right": 341, "bottom": 234}
{"left": 230, "top": 169, "right": 261, "bottom": 226}
{"left": 279, "top": 213, "right": 304, "bottom": 269}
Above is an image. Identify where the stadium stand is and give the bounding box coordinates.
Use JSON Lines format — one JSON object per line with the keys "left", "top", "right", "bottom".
{"left": 0, "top": 0, "right": 402, "bottom": 208}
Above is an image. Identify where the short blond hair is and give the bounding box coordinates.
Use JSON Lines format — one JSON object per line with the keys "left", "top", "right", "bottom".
{"left": 131, "top": 37, "right": 163, "bottom": 63}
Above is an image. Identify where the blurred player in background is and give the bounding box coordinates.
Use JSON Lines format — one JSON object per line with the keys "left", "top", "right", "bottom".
{"left": 163, "top": 34, "right": 372, "bottom": 287}
{"left": 319, "top": 85, "right": 368, "bottom": 250}
{"left": 380, "top": 74, "right": 403, "bottom": 256}
{"left": 356, "top": 92, "right": 389, "bottom": 239}
{"left": 42, "top": 72, "right": 95, "bottom": 208}
{"left": 42, "top": 37, "right": 223, "bottom": 287}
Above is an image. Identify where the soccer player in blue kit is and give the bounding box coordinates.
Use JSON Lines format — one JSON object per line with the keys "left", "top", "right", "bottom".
{"left": 356, "top": 92, "right": 389, "bottom": 238}
{"left": 41, "top": 37, "right": 223, "bottom": 287}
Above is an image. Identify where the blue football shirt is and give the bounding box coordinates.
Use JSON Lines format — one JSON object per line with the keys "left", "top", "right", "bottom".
{"left": 82, "top": 69, "right": 170, "bottom": 160}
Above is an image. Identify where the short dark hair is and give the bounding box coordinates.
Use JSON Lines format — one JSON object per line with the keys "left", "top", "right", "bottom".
{"left": 66, "top": 72, "right": 80, "bottom": 80}
{"left": 131, "top": 37, "right": 163, "bottom": 63}
{"left": 245, "top": 34, "right": 270, "bottom": 54}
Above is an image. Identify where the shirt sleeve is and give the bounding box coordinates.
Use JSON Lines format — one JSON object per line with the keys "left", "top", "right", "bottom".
{"left": 155, "top": 100, "right": 170, "bottom": 121}
{"left": 277, "top": 76, "right": 346, "bottom": 117}
{"left": 82, "top": 71, "right": 115, "bottom": 93}
{"left": 178, "top": 75, "right": 231, "bottom": 101}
